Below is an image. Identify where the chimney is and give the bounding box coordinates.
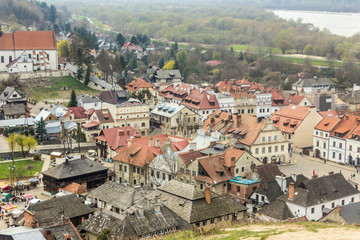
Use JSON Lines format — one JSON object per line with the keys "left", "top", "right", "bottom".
{"left": 288, "top": 182, "right": 295, "bottom": 200}
{"left": 127, "top": 129, "right": 130, "bottom": 135}
{"left": 312, "top": 174, "right": 318, "bottom": 179}
{"left": 44, "top": 230, "right": 52, "bottom": 240}
{"left": 205, "top": 186, "right": 211, "bottom": 204}
{"left": 127, "top": 139, "right": 132, "bottom": 147}
{"left": 329, "top": 171, "right": 334, "bottom": 175}
{"left": 119, "top": 130, "right": 124, "bottom": 136}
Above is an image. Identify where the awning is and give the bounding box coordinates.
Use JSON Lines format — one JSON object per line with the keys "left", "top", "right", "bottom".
{"left": 1, "top": 204, "right": 17, "bottom": 211}
{"left": 22, "top": 193, "right": 32, "bottom": 199}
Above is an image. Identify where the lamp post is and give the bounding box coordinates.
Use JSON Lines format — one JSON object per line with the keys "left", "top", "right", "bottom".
{"left": 10, "top": 140, "right": 14, "bottom": 188}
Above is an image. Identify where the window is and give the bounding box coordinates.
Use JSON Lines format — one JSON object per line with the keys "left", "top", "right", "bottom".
{"left": 124, "top": 166, "right": 127, "bottom": 172}
{"left": 192, "top": 171, "right": 196, "bottom": 176}
{"left": 151, "top": 170, "right": 154, "bottom": 177}
{"left": 261, "top": 196, "right": 265, "bottom": 202}
{"left": 186, "top": 169, "right": 190, "bottom": 175}
{"left": 119, "top": 165, "right": 122, "bottom": 171}
{"left": 255, "top": 148, "right": 259, "bottom": 154}
{"left": 137, "top": 167, "right": 140, "bottom": 174}
{"left": 358, "top": 147, "right": 360, "bottom": 153}
{"left": 142, "top": 122, "right": 145, "bottom": 127}
{"left": 316, "top": 131, "right": 318, "bottom": 135}
{"left": 333, "top": 152, "right": 335, "bottom": 158}
{"left": 333, "top": 141, "right": 336, "bottom": 147}
{"left": 342, "top": 200, "right": 345, "bottom": 205}
{"left": 200, "top": 184, "right": 203, "bottom": 189}
{"left": 237, "top": 186, "right": 240, "bottom": 192}
{"left": 268, "top": 136, "right": 271, "bottom": 142}
{"left": 241, "top": 167, "right": 245, "bottom": 172}
{"left": 316, "top": 141, "right": 319, "bottom": 147}
{"left": 211, "top": 218, "right": 215, "bottom": 224}
{"left": 133, "top": 167, "right": 136, "bottom": 173}
{"left": 47, "top": 54, "right": 49, "bottom": 60}
{"left": 235, "top": 168, "right": 239, "bottom": 174}
{"left": 156, "top": 171, "right": 160, "bottom": 178}
{"left": 288, "top": 135, "right": 291, "bottom": 140}
{"left": 262, "top": 147, "right": 265, "bottom": 154}
{"left": 339, "top": 153, "right": 342, "bottom": 160}
{"left": 332, "top": 202, "right": 335, "bottom": 208}
{"left": 162, "top": 173, "right": 166, "bottom": 180}
{"left": 323, "top": 143, "right": 326, "bottom": 149}
{"left": 281, "top": 145, "right": 284, "bottom": 151}
{"left": 322, "top": 205, "right": 325, "bottom": 210}
{"left": 0, "top": 56, "right": 3, "bottom": 63}
{"left": 352, "top": 197, "right": 354, "bottom": 202}
{"left": 274, "top": 136, "right": 277, "bottom": 141}
{"left": 262, "top": 137, "right": 265, "bottom": 142}
{"left": 311, "top": 207, "right": 314, "bottom": 214}
{"left": 202, "top": 221, "right": 207, "bottom": 226}
{"left": 28, "top": 54, "right": 31, "bottom": 59}
{"left": 339, "top": 143, "right": 343, "bottom": 148}
{"left": 268, "top": 146, "right": 272, "bottom": 153}
{"left": 9, "top": 56, "right": 12, "bottom": 62}
{"left": 36, "top": 54, "right": 39, "bottom": 61}
{"left": 275, "top": 146, "right": 278, "bottom": 152}
{"left": 350, "top": 145, "right": 353, "bottom": 151}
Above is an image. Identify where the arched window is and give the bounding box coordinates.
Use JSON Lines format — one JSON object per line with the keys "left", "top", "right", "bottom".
{"left": 0, "top": 56, "right": 3, "bottom": 63}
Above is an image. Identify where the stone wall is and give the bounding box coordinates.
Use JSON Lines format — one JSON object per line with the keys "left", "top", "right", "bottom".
{"left": 0, "top": 70, "right": 70, "bottom": 81}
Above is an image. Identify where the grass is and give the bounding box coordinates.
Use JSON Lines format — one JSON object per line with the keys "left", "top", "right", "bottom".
{"left": 25, "top": 76, "right": 99, "bottom": 102}
{"left": 274, "top": 56, "right": 342, "bottom": 68}
{"left": 0, "top": 160, "right": 44, "bottom": 179}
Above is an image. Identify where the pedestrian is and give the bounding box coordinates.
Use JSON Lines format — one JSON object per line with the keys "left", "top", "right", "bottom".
{"left": 294, "top": 159, "right": 297, "bottom": 164}
{"left": 313, "top": 169, "right": 315, "bottom": 176}
{"left": 357, "top": 168, "right": 359, "bottom": 174}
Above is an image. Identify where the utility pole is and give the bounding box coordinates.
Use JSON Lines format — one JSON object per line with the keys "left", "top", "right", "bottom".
{"left": 10, "top": 141, "right": 14, "bottom": 188}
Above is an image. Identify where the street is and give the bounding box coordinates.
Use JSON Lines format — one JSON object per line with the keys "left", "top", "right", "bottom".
{"left": 279, "top": 153, "right": 360, "bottom": 184}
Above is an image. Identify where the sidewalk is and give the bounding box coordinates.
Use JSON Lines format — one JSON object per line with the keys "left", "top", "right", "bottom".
{"left": 303, "top": 154, "right": 358, "bottom": 173}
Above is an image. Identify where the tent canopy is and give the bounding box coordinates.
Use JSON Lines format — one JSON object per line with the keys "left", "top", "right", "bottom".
{"left": 22, "top": 193, "right": 32, "bottom": 198}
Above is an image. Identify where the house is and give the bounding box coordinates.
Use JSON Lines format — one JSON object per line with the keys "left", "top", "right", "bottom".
{"left": 82, "top": 109, "right": 115, "bottom": 140}
{"left": 0, "top": 31, "right": 58, "bottom": 72}
{"left": 150, "top": 102, "right": 200, "bottom": 135}
{"left": 1, "top": 104, "right": 26, "bottom": 119}
{"left": 59, "top": 182, "right": 87, "bottom": 195}
{"left": 78, "top": 94, "right": 102, "bottom": 110}
{"left": 125, "top": 78, "right": 154, "bottom": 99}
{"left": 35, "top": 110, "right": 57, "bottom": 122}
{"left": 151, "top": 180, "right": 247, "bottom": 227}
{"left": 67, "top": 106, "right": 87, "bottom": 123}
{"left": 113, "top": 135, "right": 189, "bottom": 187}
{"left": 255, "top": 91, "right": 272, "bottom": 118}
{"left": 215, "top": 93, "right": 235, "bottom": 113}
{"left": 234, "top": 92, "right": 256, "bottom": 116}
{"left": 0, "top": 87, "right": 26, "bottom": 107}
{"left": 328, "top": 114, "right": 360, "bottom": 164}
{"left": 42, "top": 158, "right": 109, "bottom": 193}
{"left": 313, "top": 117, "right": 340, "bottom": 159}
{"left": 97, "top": 90, "right": 129, "bottom": 105}
{"left": 257, "top": 199, "right": 294, "bottom": 222}
{"left": 103, "top": 99, "right": 150, "bottom": 136}
{"left": 292, "top": 77, "right": 334, "bottom": 93}
{"left": 320, "top": 202, "right": 360, "bottom": 224}
{"left": 228, "top": 177, "right": 261, "bottom": 204}
{"left": 29, "top": 101, "right": 55, "bottom": 118}
{"left": 0, "top": 227, "right": 46, "bottom": 240}
{"left": 78, "top": 205, "right": 190, "bottom": 239}
{"left": 95, "top": 126, "right": 141, "bottom": 159}
{"left": 177, "top": 149, "right": 206, "bottom": 185}
{"left": 24, "top": 194, "right": 94, "bottom": 227}
{"left": 158, "top": 82, "right": 194, "bottom": 104}
{"left": 284, "top": 94, "right": 312, "bottom": 107}
{"left": 88, "top": 181, "right": 153, "bottom": 214}
{"left": 0, "top": 118, "right": 34, "bottom": 132}
{"left": 181, "top": 88, "right": 220, "bottom": 122}
{"left": 121, "top": 42, "right": 143, "bottom": 52}
{"left": 153, "top": 69, "right": 182, "bottom": 82}
{"left": 276, "top": 173, "right": 359, "bottom": 221}
{"left": 271, "top": 105, "right": 323, "bottom": 149}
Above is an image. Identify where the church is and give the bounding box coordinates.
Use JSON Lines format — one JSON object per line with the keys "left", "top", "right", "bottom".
{"left": 0, "top": 27, "right": 58, "bottom": 73}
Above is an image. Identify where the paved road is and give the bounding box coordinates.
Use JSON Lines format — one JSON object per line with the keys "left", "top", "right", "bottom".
{"left": 279, "top": 153, "right": 360, "bottom": 184}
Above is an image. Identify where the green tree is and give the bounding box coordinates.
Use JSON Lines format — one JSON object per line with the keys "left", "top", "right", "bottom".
{"left": 163, "top": 60, "right": 175, "bottom": 70}
{"left": 158, "top": 57, "right": 165, "bottom": 69}
{"left": 24, "top": 135, "right": 37, "bottom": 153}
{"left": 130, "top": 35, "right": 138, "bottom": 45}
{"left": 57, "top": 40, "right": 71, "bottom": 59}
{"left": 129, "top": 56, "right": 137, "bottom": 70}
{"left": 76, "top": 66, "right": 84, "bottom": 81}
{"left": 84, "top": 65, "right": 91, "bottom": 86}
{"left": 304, "top": 44, "right": 314, "bottom": 55}
{"left": 68, "top": 90, "right": 78, "bottom": 107}
{"left": 239, "top": 51, "right": 244, "bottom": 61}
{"left": 116, "top": 33, "right": 126, "bottom": 47}
{"left": 35, "top": 118, "right": 47, "bottom": 142}
{"left": 49, "top": 5, "right": 56, "bottom": 23}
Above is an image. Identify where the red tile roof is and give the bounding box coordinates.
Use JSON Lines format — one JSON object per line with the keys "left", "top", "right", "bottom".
{"left": 330, "top": 115, "right": 360, "bottom": 139}
{"left": 59, "top": 182, "right": 87, "bottom": 194}
{"left": 178, "top": 150, "right": 206, "bottom": 166}
{"left": 224, "top": 147, "right": 244, "bottom": 168}
{"left": 197, "top": 154, "right": 233, "bottom": 184}
{"left": 92, "top": 109, "right": 114, "bottom": 123}
{"left": 319, "top": 110, "right": 340, "bottom": 119}
{"left": 315, "top": 117, "right": 340, "bottom": 132}
{"left": 0, "top": 31, "right": 57, "bottom": 50}
{"left": 270, "top": 105, "right": 310, "bottom": 133}
{"left": 82, "top": 121, "right": 100, "bottom": 128}
{"left": 284, "top": 94, "right": 305, "bottom": 105}
{"left": 126, "top": 78, "right": 153, "bottom": 92}
{"left": 131, "top": 134, "right": 190, "bottom": 153}
{"left": 181, "top": 88, "right": 220, "bottom": 110}
{"left": 68, "top": 106, "right": 86, "bottom": 119}
{"left": 113, "top": 143, "right": 154, "bottom": 167}
{"left": 96, "top": 126, "right": 141, "bottom": 150}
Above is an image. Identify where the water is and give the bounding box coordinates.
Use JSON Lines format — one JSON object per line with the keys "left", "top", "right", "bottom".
{"left": 272, "top": 10, "right": 360, "bottom": 37}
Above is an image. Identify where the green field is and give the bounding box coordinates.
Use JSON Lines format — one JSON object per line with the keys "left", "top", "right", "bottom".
{"left": 26, "top": 76, "right": 99, "bottom": 102}
{"left": 274, "top": 56, "right": 342, "bottom": 68}
{"left": 0, "top": 160, "right": 43, "bottom": 179}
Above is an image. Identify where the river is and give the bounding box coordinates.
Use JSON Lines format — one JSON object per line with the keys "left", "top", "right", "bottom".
{"left": 272, "top": 10, "right": 360, "bottom": 37}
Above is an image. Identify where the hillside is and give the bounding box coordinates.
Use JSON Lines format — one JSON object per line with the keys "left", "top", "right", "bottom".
{"left": 161, "top": 222, "right": 360, "bottom": 240}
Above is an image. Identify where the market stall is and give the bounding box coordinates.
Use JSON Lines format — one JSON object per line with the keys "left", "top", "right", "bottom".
{"left": 1, "top": 185, "right": 10, "bottom": 192}
{"left": 1, "top": 192, "right": 12, "bottom": 202}
{"left": 1, "top": 204, "right": 17, "bottom": 211}
{"left": 22, "top": 193, "right": 32, "bottom": 199}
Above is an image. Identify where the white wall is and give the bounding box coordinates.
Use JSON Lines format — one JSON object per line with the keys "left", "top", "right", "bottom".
{"left": 256, "top": 93, "right": 272, "bottom": 118}
{"left": 328, "top": 137, "right": 346, "bottom": 164}
{"left": 313, "top": 130, "right": 330, "bottom": 159}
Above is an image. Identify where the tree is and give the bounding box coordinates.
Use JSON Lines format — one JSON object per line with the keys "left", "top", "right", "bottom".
{"left": 158, "top": 57, "right": 165, "bottom": 69}
{"left": 304, "top": 44, "right": 314, "bottom": 55}
{"left": 68, "top": 90, "right": 78, "bottom": 107}
{"left": 130, "top": 35, "right": 138, "bottom": 45}
{"left": 35, "top": 118, "right": 47, "bottom": 142}
{"left": 116, "top": 33, "right": 126, "bottom": 48}
{"left": 49, "top": 5, "right": 57, "bottom": 23}
{"left": 277, "top": 40, "right": 291, "bottom": 54}
{"left": 239, "top": 51, "right": 244, "bottom": 61}
{"left": 75, "top": 48, "right": 83, "bottom": 66}
{"left": 24, "top": 135, "right": 37, "bottom": 153}
{"left": 163, "top": 60, "right": 175, "bottom": 70}
{"left": 84, "top": 65, "right": 91, "bottom": 86}
{"left": 14, "top": 134, "right": 26, "bottom": 158}
{"left": 96, "top": 49, "right": 113, "bottom": 81}
{"left": 97, "top": 229, "right": 111, "bottom": 240}
{"left": 57, "top": 40, "right": 71, "bottom": 59}
{"left": 129, "top": 56, "right": 137, "bottom": 70}
{"left": 76, "top": 66, "right": 84, "bottom": 81}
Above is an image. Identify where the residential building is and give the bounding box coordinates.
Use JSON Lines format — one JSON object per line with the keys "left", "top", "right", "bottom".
{"left": 256, "top": 91, "right": 272, "bottom": 118}
{"left": 234, "top": 92, "right": 256, "bottom": 116}
{"left": 1, "top": 104, "right": 26, "bottom": 119}
{"left": 0, "top": 87, "right": 26, "bottom": 107}
{"left": 121, "top": 42, "right": 143, "bottom": 52}
{"left": 0, "top": 31, "right": 58, "bottom": 72}
{"left": 177, "top": 149, "right": 206, "bottom": 185}
{"left": 284, "top": 94, "right": 312, "bottom": 107}
{"left": 95, "top": 126, "right": 141, "bottom": 159}
{"left": 152, "top": 180, "right": 247, "bottom": 227}
{"left": 126, "top": 78, "right": 155, "bottom": 99}
{"left": 97, "top": 90, "right": 129, "bottom": 105}
{"left": 181, "top": 88, "right": 220, "bottom": 122}
{"left": 78, "top": 94, "right": 102, "bottom": 110}
{"left": 215, "top": 93, "right": 234, "bottom": 113}
{"left": 158, "top": 82, "right": 193, "bottom": 104}
{"left": 153, "top": 69, "right": 182, "bottom": 82}
{"left": 0, "top": 227, "right": 46, "bottom": 240}
{"left": 113, "top": 135, "right": 189, "bottom": 187}
{"left": 228, "top": 177, "right": 261, "bottom": 204}
{"left": 320, "top": 202, "right": 360, "bottom": 225}
{"left": 150, "top": 102, "right": 200, "bottom": 135}
{"left": 82, "top": 109, "right": 115, "bottom": 140}
{"left": 328, "top": 115, "right": 360, "bottom": 164}
{"left": 67, "top": 106, "right": 87, "bottom": 124}
{"left": 42, "top": 158, "right": 109, "bottom": 193}
{"left": 29, "top": 101, "right": 55, "bottom": 118}
{"left": 313, "top": 117, "right": 340, "bottom": 159}
{"left": 292, "top": 77, "right": 334, "bottom": 93}
{"left": 271, "top": 105, "right": 323, "bottom": 149}
{"left": 346, "top": 123, "right": 360, "bottom": 165}
{"left": 277, "top": 173, "right": 359, "bottom": 221}
{"left": 103, "top": 98, "right": 150, "bottom": 136}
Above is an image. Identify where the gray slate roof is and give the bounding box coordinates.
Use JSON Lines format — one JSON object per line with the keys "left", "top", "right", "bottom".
{"left": 293, "top": 77, "right": 333, "bottom": 88}
{"left": 339, "top": 202, "right": 360, "bottom": 224}
{"left": 0, "top": 227, "right": 46, "bottom": 240}
{"left": 42, "top": 158, "right": 108, "bottom": 180}
{"left": 90, "top": 75, "right": 113, "bottom": 90}
{"left": 78, "top": 94, "right": 101, "bottom": 104}
{"left": 155, "top": 70, "right": 181, "bottom": 79}
{"left": 157, "top": 180, "right": 208, "bottom": 201}
{"left": 0, "top": 87, "right": 23, "bottom": 101}
{"left": 279, "top": 173, "right": 359, "bottom": 207}
{"left": 97, "top": 90, "right": 129, "bottom": 105}
{"left": 0, "top": 118, "right": 34, "bottom": 128}
{"left": 2, "top": 104, "right": 26, "bottom": 116}
{"left": 254, "top": 181, "right": 283, "bottom": 203}
{"left": 27, "top": 194, "right": 94, "bottom": 227}
{"left": 258, "top": 199, "right": 294, "bottom": 220}
{"left": 46, "top": 223, "right": 81, "bottom": 240}
{"left": 89, "top": 181, "right": 153, "bottom": 210}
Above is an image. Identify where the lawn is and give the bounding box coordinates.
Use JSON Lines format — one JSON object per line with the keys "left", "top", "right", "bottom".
{"left": 0, "top": 159, "right": 44, "bottom": 180}
{"left": 274, "top": 56, "right": 342, "bottom": 68}
{"left": 25, "top": 76, "right": 99, "bottom": 102}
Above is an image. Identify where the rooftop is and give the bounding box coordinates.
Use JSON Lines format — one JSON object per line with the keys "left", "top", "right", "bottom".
{"left": 229, "top": 177, "right": 260, "bottom": 185}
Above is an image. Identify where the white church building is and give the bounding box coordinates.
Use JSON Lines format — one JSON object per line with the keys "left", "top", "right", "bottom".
{"left": 0, "top": 29, "right": 58, "bottom": 73}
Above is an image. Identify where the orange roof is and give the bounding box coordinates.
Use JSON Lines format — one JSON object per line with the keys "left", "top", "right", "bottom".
{"left": 224, "top": 147, "right": 244, "bottom": 168}
{"left": 131, "top": 134, "right": 189, "bottom": 152}
{"left": 284, "top": 94, "right": 304, "bottom": 105}
{"left": 59, "top": 182, "right": 87, "bottom": 194}
{"left": 126, "top": 78, "right": 153, "bottom": 92}
{"left": 181, "top": 88, "right": 220, "bottom": 110}
{"left": 331, "top": 115, "right": 360, "bottom": 139}
{"left": 319, "top": 110, "right": 340, "bottom": 119}
{"left": 82, "top": 121, "right": 100, "bottom": 128}
{"left": 197, "top": 154, "right": 233, "bottom": 184}
{"left": 0, "top": 31, "right": 57, "bottom": 50}
{"left": 113, "top": 143, "right": 154, "bottom": 167}
{"left": 178, "top": 150, "right": 206, "bottom": 166}
{"left": 270, "top": 105, "right": 310, "bottom": 133}
{"left": 96, "top": 126, "right": 141, "bottom": 150}
{"left": 315, "top": 117, "right": 340, "bottom": 132}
